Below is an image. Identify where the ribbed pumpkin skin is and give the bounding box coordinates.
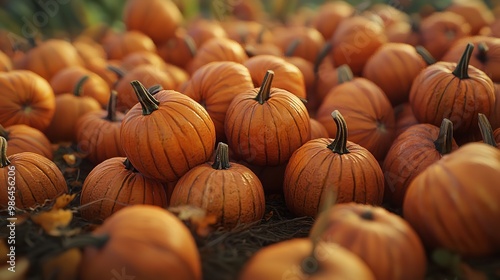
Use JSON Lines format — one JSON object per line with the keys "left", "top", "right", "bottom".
{"left": 183, "top": 61, "right": 254, "bottom": 142}
{"left": 1, "top": 124, "right": 53, "bottom": 159}
{"left": 187, "top": 38, "right": 248, "bottom": 74}
{"left": 80, "top": 157, "right": 167, "bottom": 222}
{"left": 0, "top": 70, "right": 55, "bottom": 131}
{"left": 314, "top": 203, "right": 427, "bottom": 280}
{"left": 224, "top": 89, "right": 310, "bottom": 166}
{"left": 0, "top": 152, "right": 67, "bottom": 209}
{"left": 169, "top": 162, "right": 265, "bottom": 229}
{"left": 244, "top": 55, "right": 306, "bottom": 99}
{"left": 309, "top": 118, "right": 329, "bottom": 140}
{"left": 403, "top": 143, "right": 500, "bottom": 257}
{"left": 409, "top": 62, "right": 495, "bottom": 135}
{"left": 283, "top": 138, "right": 384, "bottom": 217}
{"left": 394, "top": 103, "right": 418, "bottom": 138}
{"left": 121, "top": 90, "right": 216, "bottom": 183}
{"left": 383, "top": 123, "right": 459, "bottom": 207}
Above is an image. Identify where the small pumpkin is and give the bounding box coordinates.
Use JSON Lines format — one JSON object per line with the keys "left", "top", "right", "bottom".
{"left": 120, "top": 51, "right": 167, "bottom": 72}
{"left": 394, "top": 103, "right": 419, "bottom": 137}
{"left": 186, "top": 18, "right": 228, "bottom": 48}
{"left": 313, "top": 43, "right": 340, "bottom": 104}
{"left": 221, "top": 20, "right": 273, "bottom": 45}
{"left": 309, "top": 118, "right": 329, "bottom": 140}
{"left": 170, "top": 142, "right": 265, "bottom": 229}
{"left": 187, "top": 37, "right": 248, "bottom": 74}
{"left": 284, "top": 110, "right": 384, "bottom": 217}
{"left": 310, "top": 1, "right": 354, "bottom": 40}
{"left": 224, "top": 70, "right": 310, "bottom": 166}
{"left": 0, "top": 50, "right": 12, "bottom": 72}
{"left": 0, "top": 70, "right": 56, "bottom": 131}
{"left": 120, "top": 80, "right": 216, "bottom": 183}
{"left": 103, "top": 31, "right": 157, "bottom": 61}
{"left": 283, "top": 41, "right": 315, "bottom": 109}
{"left": 272, "top": 26, "right": 325, "bottom": 63}
{"left": 0, "top": 136, "right": 68, "bottom": 209}
{"left": 157, "top": 28, "right": 197, "bottom": 69}
{"left": 80, "top": 205, "right": 201, "bottom": 280}
{"left": 0, "top": 124, "right": 52, "bottom": 159}
{"left": 445, "top": 0, "right": 494, "bottom": 35}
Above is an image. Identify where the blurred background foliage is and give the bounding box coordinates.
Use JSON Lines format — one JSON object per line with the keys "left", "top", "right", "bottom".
{"left": 0, "top": 0, "right": 497, "bottom": 41}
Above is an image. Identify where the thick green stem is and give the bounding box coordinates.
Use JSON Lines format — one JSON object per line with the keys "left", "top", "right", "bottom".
{"left": 337, "top": 65, "right": 354, "bottom": 84}
{"left": 255, "top": 70, "right": 274, "bottom": 104}
{"left": 434, "top": 118, "right": 454, "bottom": 154}
{"left": 284, "top": 39, "right": 301, "bottom": 57}
{"left": 148, "top": 84, "right": 163, "bottom": 95}
{"left": 0, "top": 137, "right": 11, "bottom": 167}
{"left": 0, "top": 124, "right": 9, "bottom": 139}
{"left": 313, "top": 42, "right": 332, "bottom": 74}
{"left": 326, "top": 110, "right": 350, "bottom": 154}
{"left": 478, "top": 113, "right": 497, "bottom": 147}
{"left": 73, "top": 76, "right": 89, "bottom": 97}
{"left": 212, "top": 142, "right": 231, "bottom": 170}
{"left": 130, "top": 80, "right": 159, "bottom": 115}
{"left": 452, "top": 43, "right": 474, "bottom": 79}
{"left": 476, "top": 42, "right": 488, "bottom": 64}
{"left": 105, "top": 90, "right": 118, "bottom": 122}
{"left": 415, "top": 46, "right": 436, "bottom": 65}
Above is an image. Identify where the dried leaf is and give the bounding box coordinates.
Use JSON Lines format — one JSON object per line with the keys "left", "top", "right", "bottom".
{"left": 42, "top": 248, "right": 82, "bottom": 280}
{"left": 169, "top": 205, "right": 217, "bottom": 237}
{"left": 62, "top": 154, "right": 76, "bottom": 166}
{"left": 264, "top": 211, "right": 274, "bottom": 221}
{"left": 52, "top": 194, "right": 76, "bottom": 210}
{"left": 0, "top": 257, "right": 29, "bottom": 279}
{"left": 31, "top": 209, "right": 73, "bottom": 236}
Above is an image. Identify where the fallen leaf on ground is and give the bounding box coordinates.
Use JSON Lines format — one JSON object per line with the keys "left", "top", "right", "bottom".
{"left": 31, "top": 209, "right": 73, "bottom": 236}
{"left": 168, "top": 205, "right": 217, "bottom": 237}
{"left": 52, "top": 194, "right": 76, "bottom": 210}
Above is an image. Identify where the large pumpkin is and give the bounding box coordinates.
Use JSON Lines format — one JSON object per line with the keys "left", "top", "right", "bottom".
{"left": 120, "top": 80, "right": 216, "bottom": 183}
{"left": 0, "top": 137, "right": 68, "bottom": 209}
{"left": 403, "top": 142, "right": 500, "bottom": 257}
{"left": 284, "top": 110, "right": 384, "bottom": 217}
{"left": 80, "top": 205, "right": 201, "bottom": 280}
{"left": 157, "top": 28, "right": 197, "bottom": 69}
{"left": 0, "top": 124, "right": 52, "bottom": 160}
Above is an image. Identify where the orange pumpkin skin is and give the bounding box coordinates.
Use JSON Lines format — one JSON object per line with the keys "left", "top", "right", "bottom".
{"left": 0, "top": 124, "right": 52, "bottom": 160}
{"left": 403, "top": 143, "right": 500, "bottom": 257}
{"left": 490, "top": 83, "right": 500, "bottom": 130}
{"left": 186, "top": 18, "right": 228, "bottom": 48}
{"left": 120, "top": 51, "right": 167, "bottom": 72}
{"left": 273, "top": 27, "right": 325, "bottom": 63}
{"left": 187, "top": 37, "right": 248, "bottom": 74}
{"left": 123, "top": 0, "right": 182, "bottom": 44}
{"left": 103, "top": 31, "right": 157, "bottom": 60}
{"left": 445, "top": 1, "right": 494, "bottom": 35}
{"left": 0, "top": 50, "right": 12, "bottom": 72}
{"left": 311, "top": 1, "right": 354, "bottom": 40}
{"left": 157, "top": 28, "right": 196, "bottom": 69}
{"left": 0, "top": 138, "right": 67, "bottom": 209}
{"left": 80, "top": 205, "right": 202, "bottom": 280}
{"left": 239, "top": 238, "right": 376, "bottom": 280}
{"left": 183, "top": 61, "right": 254, "bottom": 142}
{"left": 121, "top": 82, "right": 216, "bottom": 183}
{"left": 309, "top": 118, "right": 329, "bottom": 140}
{"left": 494, "top": 127, "right": 500, "bottom": 144}
{"left": 0, "top": 70, "right": 56, "bottom": 131}
{"left": 244, "top": 55, "right": 306, "bottom": 99}
{"left": 221, "top": 20, "right": 273, "bottom": 45}
{"left": 80, "top": 157, "right": 168, "bottom": 222}
{"left": 314, "top": 203, "right": 427, "bottom": 280}
{"left": 394, "top": 103, "right": 419, "bottom": 138}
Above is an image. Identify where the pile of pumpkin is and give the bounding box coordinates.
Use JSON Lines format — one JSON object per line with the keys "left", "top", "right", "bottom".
{"left": 1, "top": 0, "right": 500, "bottom": 279}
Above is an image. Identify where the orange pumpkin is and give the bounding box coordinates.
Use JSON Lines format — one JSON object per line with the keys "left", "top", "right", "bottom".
{"left": 0, "top": 124, "right": 52, "bottom": 159}
{"left": 120, "top": 51, "right": 167, "bottom": 71}
{"left": 394, "top": 103, "right": 419, "bottom": 137}
{"left": 489, "top": 83, "right": 500, "bottom": 129}
{"left": 309, "top": 118, "right": 328, "bottom": 140}
{"left": 273, "top": 26, "right": 325, "bottom": 63}
{"left": 103, "top": 31, "right": 157, "bottom": 60}
{"left": 221, "top": 20, "right": 273, "bottom": 45}
{"left": 445, "top": 0, "right": 494, "bottom": 35}
{"left": 313, "top": 43, "right": 340, "bottom": 105}
{"left": 157, "top": 28, "right": 197, "bottom": 69}
{"left": 0, "top": 50, "right": 12, "bottom": 72}
{"left": 310, "top": 1, "right": 354, "bottom": 40}
{"left": 186, "top": 18, "right": 228, "bottom": 48}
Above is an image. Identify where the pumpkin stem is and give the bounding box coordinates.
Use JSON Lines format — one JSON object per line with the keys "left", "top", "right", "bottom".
{"left": 313, "top": 42, "right": 332, "bottom": 74}
{"left": 476, "top": 42, "right": 488, "bottom": 64}
{"left": 107, "top": 65, "right": 126, "bottom": 79}
{"left": 284, "top": 39, "right": 301, "bottom": 57}
{"left": 255, "top": 70, "right": 274, "bottom": 105}
{"left": 62, "top": 234, "right": 109, "bottom": 250}
{"left": 452, "top": 43, "right": 474, "bottom": 79}
{"left": 433, "top": 118, "right": 454, "bottom": 155}
{"left": 337, "top": 65, "right": 354, "bottom": 84}
{"left": 0, "top": 136, "right": 11, "bottom": 167}
{"left": 360, "top": 210, "right": 375, "bottom": 220}
{"left": 130, "top": 80, "right": 159, "bottom": 115}
{"left": 478, "top": 113, "right": 497, "bottom": 147}
{"left": 148, "top": 84, "right": 164, "bottom": 95}
{"left": 73, "top": 76, "right": 89, "bottom": 97}
{"left": 105, "top": 90, "right": 118, "bottom": 122}
{"left": 0, "top": 124, "right": 9, "bottom": 139}
{"left": 184, "top": 35, "right": 197, "bottom": 58}
{"left": 212, "top": 142, "right": 231, "bottom": 170}
{"left": 415, "top": 45, "right": 436, "bottom": 65}
{"left": 27, "top": 37, "right": 37, "bottom": 48}
{"left": 123, "top": 158, "right": 138, "bottom": 172}
{"left": 256, "top": 26, "right": 266, "bottom": 44}
{"left": 327, "top": 110, "right": 350, "bottom": 155}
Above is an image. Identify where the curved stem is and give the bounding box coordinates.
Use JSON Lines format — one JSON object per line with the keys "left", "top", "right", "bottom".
{"left": 326, "top": 110, "right": 350, "bottom": 154}
{"left": 130, "top": 80, "right": 159, "bottom": 115}
{"left": 62, "top": 234, "right": 109, "bottom": 250}
{"left": 123, "top": 158, "right": 138, "bottom": 172}
{"left": 148, "top": 84, "right": 163, "bottom": 95}
{"left": 478, "top": 113, "right": 497, "bottom": 147}
{"left": 452, "top": 43, "right": 474, "bottom": 79}
{"left": 184, "top": 35, "right": 197, "bottom": 58}
{"left": 337, "top": 65, "right": 354, "bottom": 84}
{"left": 73, "top": 76, "right": 89, "bottom": 97}
{"left": 313, "top": 42, "right": 332, "bottom": 74}
{"left": 476, "top": 42, "right": 488, "bottom": 64}
{"left": 107, "top": 65, "right": 126, "bottom": 79}
{"left": 415, "top": 45, "right": 436, "bottom": 65}
{"left": 255, "top": 70, "right": 274, "bottom": 104}
{"left": 284, "top": 39, "right": 301, "bottom": 57}
{"left": 0, "top": 137, "right": 11, "bottom": 167}
{"left": 212, "top": 142, "right": 231, "bottom": 170}
{"left": 0, "top": 124, "right": 9, "bottom": 139}
{"left": 105, "top": 90, "right": 118, "bottom": 122}
{"left": 433, "top": 118, "right": 454, "bottom": 154}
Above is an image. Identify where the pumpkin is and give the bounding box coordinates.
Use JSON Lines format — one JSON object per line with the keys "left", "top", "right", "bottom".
{"left": 182, "top": 61, "right": 254, "bottom": 142}
{"left": 244, "top": 42, "right": 284, "bottom": 58}
{"left": 221, "top": 20, "right": 273, "bottom": 45}
{"left": 442, "top": 36, "right": 500, "bottom": 83}
{"left": 283, "top": 41, "right": 315, "bottom": 110}
{"left": 489, "top": 83, "right": 500, "bottom": 130}
{"left": 313, "top": 43, "right": 339, "bottom": 104}
{"left": 418, "top": 11, "right": 471, "bottom": 60}
{"left": 186, "top": 37, "right": 248, "bottom": 74}
{"left": 170, "top": 142, "right": 265, "bottom": 229}
{"left": 244, "top": 54, "right": 306, "bottom": 99}
{"left": 0, "top": 124, "right": 52, "bottom": 159}
{"left": 383, "top": 118, "right": 459, "bottom": 207}
{"left": 120, "top": 80, "right": 216, "bottom": 183}
{"left": 50, "top": 65, "right": 110, "bottom": 107}
{"left": 283, "top": 110, "right": 384, "bottom": 217}
{"left": 384, "top": 19, "right": 421, "bottom": 46}
{"left": 225, "top": 70, "right": 310, "bottom": 166}
{"left": 73, "top": 36, "right": 108, "bottom": 62}
{"left": 478, "top": 113, "right": 499, "bottom": 147}
{"left": 15, "top": 39, "right": 84, "bottom": 81}
{"left": 309, "top": 118, "right": 329, "bottom": 140}
{"left": 330, "top": 15, "right": 387, "bottom": 75}
{"left": 368, "top": 3, "right": 410, "bottom": 28}
{"left": 490, "top": 18, "right": 500, "bottom": 38}
{"left": 0, "top": 136, "right": 68, "bottom": 209}
{"left": 0, "top": 50, "right": 12, "bottom": 72}
{"left": 403, "top": 142, "right": 500, "bottom": 257}
{"left": 80, "top": 157, "right": 168, "bottom": 222}
{"left": 80, "top": 205, "right": 201, "bottom": 280}
{"left": 362, "top": 43, "right": 435, "bottom": 106}
{"left": 310, "top": 1, "right": 354, "bottom": 40}
{"left": 272, "top": 26, "right": 325, "bottom": 63}
{"left": 394, "top": 103, "right": 419, "bottom": 137}
{"left": 313, "top": 203, "right": 427, "bottom": 280}
{"left": 83, "top": 58, "right": 119, "bottom": 88}
{"left": 317, "top": 65, "right": 396, "bottom": 161}
{"left": 75, "top": 91, "right": 126, "bottom": 164}
{"left": 445, "top": 0, "right": 494, "bottom": 35}
{"left": 120, "top": 51, "right": 167, "bottom": 72}
{"left": 44, "top": 76, "right": 102, "bottom": 143}
{"left": 186, "top": 18, "right": 228, "bottom": 48}
{"left": 409, "top": 43, "right": 495, "bottom": 138}
{"left": 157, "top": 28, "right": 197, "bottom": 69}
{"left": 0, "top": 70, "right": 56, "bottom": 131}
{"left": 237, "top": 160, "right": 288, "bottom": 195}
{"left": 122, "top": 0, "right": 182, "bottom": 44}
{"left": 103, "top": 30, "right": 157, "bottom": 60}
